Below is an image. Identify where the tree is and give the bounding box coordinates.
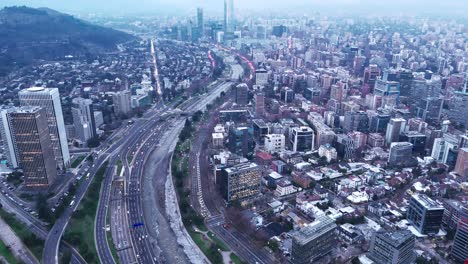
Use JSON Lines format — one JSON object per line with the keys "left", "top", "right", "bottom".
{"left": 268, "top": 240, "right": 279, "bottom": 252}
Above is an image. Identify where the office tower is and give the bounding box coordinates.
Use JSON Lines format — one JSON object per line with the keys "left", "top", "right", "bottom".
{"left": 255, "top": 68, "right": 268, "bottom": 86}
{"left": 335, "top": 134, "right": 355, "bottom": 160}
{"left": 374, "top": 74, "right": 400, "bottom": 107}
{"left": 0, "top": 107, "right": 18, "bottom": 168}
{"left": 385, "top": 118, "right": 407, "bottom": 145}
{"left": 451, "top": 217, "right": 468, "bottom": 262}
{"left": 363, "top": 64, "right": 381, "bottom": 93}
{"left": 228, "top": 125, "right": 254, "bottom": 157}
{"left": 399, "top": 131, "right": 426, "bottom": 155}
{"left": 388, "top": 142, "right": 414, "bottom": 167}
{"left": 252, "top": 119, "right": 269, "bottom": 142}
{"left": 223, "top": 0, "right": 234, "bottom": 33}
{"left": 449, "top": 89, "right": 468, "bottom": 129}
{"left": 264, "top": 134, "right": 285, "bottom": 154}
{"left": 234, "top": 83, "right": 248, "bottom": 105}
{"left": 407, "top": 194, "right": 444, "bottom": 235}
{"left": 415, "top": 97, "right": 443, "bottom": 123}
{"left": 431, "top": 134, "right": 458, "bottom": 165}
{"left": 303, "top": 87, "right": 321, "bottom": 104}
{"left": 220, "top": 162, "right": 261, "bottom": 202}
{"left": 443, "top": 200, "right": 468, "bottom": 230}
{"left": 254, "top": 92, "right": 265, "bottom": 116}
{"left": 197, "top": 8, "right": 204, "bottom": 38}
{"left": 72, "top": 98, "right": 96, "bottom": 144}
{"left": 455, "top": 148, "right": 468, "bottom": 177}
{"left": 343, "top": 111, "right": 368, "bottom": 133}
{"left": 280, "top": 87, "right": 295, "bottom": 103}
{"left": 369, "top": 112, "right": 391, "bottom": 133}
{"left": 291, "top": 216, "right": 337, "bottom": 264}
{"left": 113, "top": 90, "right": 132, "bottom": 116}
{"left": 9, "top": 107, "right": 57, "bottom": 189}
{"left": 18, "top": 87, "right": 70, "bottom": 168}
{"left": 291, "top": 126, "right": 314, "bottom": 152}
{"left": 367, "top": 230, "right": 416, "bottom": 264}
{"left": 310, "top": 119, "right": 335, "bottom": 148}
{"left": 272, "top": 25, "right": 287, "bottom": 38}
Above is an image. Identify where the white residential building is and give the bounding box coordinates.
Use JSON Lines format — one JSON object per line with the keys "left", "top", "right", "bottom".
{"left": 264, "top": 134, "right": 285, "bottom": 153}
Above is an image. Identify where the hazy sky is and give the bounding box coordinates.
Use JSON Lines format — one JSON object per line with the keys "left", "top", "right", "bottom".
{"left": 1, "top": 0, "right": 467, "bottom": 16}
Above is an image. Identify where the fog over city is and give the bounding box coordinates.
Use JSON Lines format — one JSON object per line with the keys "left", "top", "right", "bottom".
{"left": 2, "top": 0, "right": 468, "bottom": 15}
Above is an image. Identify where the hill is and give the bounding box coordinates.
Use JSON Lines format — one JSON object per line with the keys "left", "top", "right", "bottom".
{"left": 0, "top": 6, "right": 136, "bottom": 76}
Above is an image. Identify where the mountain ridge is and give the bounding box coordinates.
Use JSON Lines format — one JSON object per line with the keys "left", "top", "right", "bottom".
{"left": 0, "top": 6, "right": 137, "bottom": 76}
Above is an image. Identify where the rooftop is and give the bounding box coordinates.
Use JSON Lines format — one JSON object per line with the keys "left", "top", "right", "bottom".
{"left": 411, "top": 194, "right": 444, "bottom": 210}
{"left": 293, "top": 215, "right": 336, "bottom": 245}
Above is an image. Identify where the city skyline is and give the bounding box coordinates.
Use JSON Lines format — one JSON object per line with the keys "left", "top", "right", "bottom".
{"left": 1, "top": 0, "right": 468, "bottom": 15}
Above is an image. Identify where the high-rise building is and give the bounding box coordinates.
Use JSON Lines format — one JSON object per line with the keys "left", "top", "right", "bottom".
{"left": 431, "top": 134, "right": 458, "bottom": 165}
{"left": 385, "top": 118, "right": 407, "bottom": 145}
{"left": 369, "top": 112, "right": 391, "bottom": 133}
{"left": 255, "top": 68, "right": 268, "bottom": 86}
{"left": 451, "top": 217, "right": 468, "bottom": 262}
{"left": 8, "top": 107, "right": 57, "bottom": 189}
{"left": 254, "top": 92, "right": 265, "bottom": 116}
{"left": 374, "top": 75, "right": 400, "bottom": 107}
{"left": 367, "top": 230, "right": 416, "bottom": 264}
{"left": 407, "top": 194, "right": 444, "bottom": 235}
{"left": 448, "top": 89, "right": 468, "bottom": 128}
{"left": 234, "top": 83, "right": 249, "bottom": 105}
{"left": 363, "top": 64, "right": 381, "bottom": 93}
{"left": 291, "top": 126, "right": 314, "bottom": 152}
{"left": 18, "top": 87, "right": 70, "bottom": 168}
{"left": 388, "top": 142, "right": 414, "bottom": 167}
{"left": 291, "top": 215, "right": 337, "bottom": 264}
{"left": 416, "top": 97, "right": 443, "bottom": 123}
{"left": 455, "top": 148, "right": 468, "bottom": 177}
{"left": 310, "top": 119, "right": 335, "bottom": 148}
{"left": 228, "top": 125, "right": 254, "bottom": 157}
{"left": 72, "top": 98, "right": 96, "bottom": 144}
{"left": 264, "top": 134, "right": 285, "bottom": 154}
{"left": 223, "top": 0, "right": 234, "bottom": 33}
{"left": 342, "top": 111, "right": 368, "bottom": 133}
{"left": 197, "top": 8, "right": 204, "bottom": 39}
{"left": 113, "top": 90, "right": 132, "bottom": 116}
{"left": 0, "top": 107, "right": 18, "bottom": 168}
{"left": 335, "top": 134, "right": 355, "bottom": 160}
{"left": 280, "top": 87, "right": 295, "bottom": 103}
{"left": 220, "top": 162, "right": 261, "bottom": 202}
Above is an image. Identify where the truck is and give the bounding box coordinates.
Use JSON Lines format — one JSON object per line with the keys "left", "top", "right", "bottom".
{"left": 69, "top": 200, "right": 75, "bottom": 208}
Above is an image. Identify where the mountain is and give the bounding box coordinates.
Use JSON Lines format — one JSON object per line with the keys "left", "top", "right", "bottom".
{"left": 0, "top": 6, "right": 136, "bottom": 76}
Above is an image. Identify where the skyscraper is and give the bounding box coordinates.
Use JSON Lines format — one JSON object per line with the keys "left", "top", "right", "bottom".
{"left": 8, "top": 107, "right": 57, "bottom": 189}
{"left": 407, "top": 194, "right": 444, "bottom": 235}
{"left": 367, "top": 230, "right": 416, "bottom": 264}
{"left": 385, "top": 118, "right": 406, "bottom": 145}
{"left": 224, "top": 0, "right": 234, "bottom": 33}
{"left": 291, "top": 126, "right": 314, "bottom": 152}
{"left": 197, "top": 8, "right": 204, "bottom": 39}
{"left": 291, "top": 216, "right": 337, "bottom": 264}
{"left": 0, "top": 107, "right": 18, "bottom": 168}
{"left": 455, "top": 148, "right": 468, "bottom": 177}
{"left": 18, "top": 87, "right": 70, "bottom": 169}
{"left": 220, "top": 162, "right": 261, "bottom": 202}
{"left": 451, "top": 217, "right": 468, "bottom": 263}
{"left": 72, "top": 97, "right": 96, "bottom": 144}
{"left": 388, "top": 142, "right": 414, "bottom": 167}
{"left": 113, "top": 90, "right": 132, "bottom": 116}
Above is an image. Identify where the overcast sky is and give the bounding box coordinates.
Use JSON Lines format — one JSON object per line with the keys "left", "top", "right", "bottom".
{"left": 1, "top": 0, "right": 467, "bottom": 16}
